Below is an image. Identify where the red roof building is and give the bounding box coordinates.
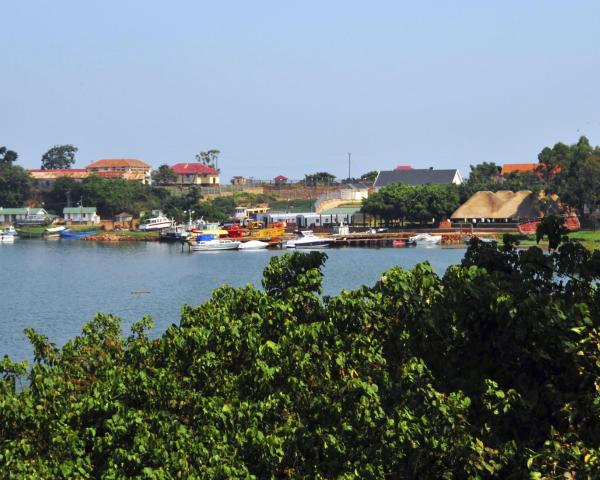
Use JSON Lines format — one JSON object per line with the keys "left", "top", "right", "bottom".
{"left": 171, "top": 163, "right": 220, "bottom": 186}
{"left": 86, "top": 159, "right": 151, "bottom": 184}
{"left": 394, "top": 165, "right": 413, "bottom": 171}
{"left": 274, "top": 175, "right": 288, "bottom": 184}
{"left": 501, "top": 163, "right": 560, "bottom": 177}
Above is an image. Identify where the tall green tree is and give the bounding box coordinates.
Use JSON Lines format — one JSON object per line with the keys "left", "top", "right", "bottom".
{"left": 151, "top": 164, "right": 177, "bottom": 184}
{"left": 539, "top": 136, "right": 600, "bottom": 219}
{"left": 41, "top": 144, "right": 78, "bottom": 170}
{"left": 360, "top": 170, "right": 378, "bottom": 183}
{"left": 468, "top": 162, "right": 501, "bottom": 182}
{"left": 0, "top": 165, "right": 31, "bottom": 207}
{"left": 196, "top": 149, "right": 220, "bottom": 169}
{"left": 0, "top": 146, "right": 18, "bottom": 165}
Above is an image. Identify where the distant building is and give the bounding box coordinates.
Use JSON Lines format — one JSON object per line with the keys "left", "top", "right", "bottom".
{"left": 0, "top": 207, "right": 51, "bottom": 226}
{"left": 86, "top": 159, "right": 151, "bottom": 184}
{"left": 28, "top": 169, "right": 89, "bottom": 189}
{"left": 171, "top": 163, "right": 220, "bottom": 186}
{"left": 373, "top": 168, "right": 463, "bottom": 190}
{"left": 274, "top": 175, "right": 288, "bottom": 185}
{"left": 63, "top": 206, "right": 100, "bottom": 225}
{"left": 114, "top": 212, "right": 133, "bottom": 223}
{"left": 231, "top": 176, "right": 247, "bottom": 185}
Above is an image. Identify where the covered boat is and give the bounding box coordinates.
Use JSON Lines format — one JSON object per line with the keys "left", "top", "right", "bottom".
{"left": 60, "top": 230, "right": 97, "bottom": 239}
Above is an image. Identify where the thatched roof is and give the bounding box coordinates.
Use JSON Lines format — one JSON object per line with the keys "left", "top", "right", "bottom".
{"left": 451, "top": 190, "right": 546, "bottom": 220}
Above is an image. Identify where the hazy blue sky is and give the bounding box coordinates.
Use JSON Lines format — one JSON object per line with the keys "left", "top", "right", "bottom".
{"left": 2, "top": 1, "right": 599, "bottom": 181}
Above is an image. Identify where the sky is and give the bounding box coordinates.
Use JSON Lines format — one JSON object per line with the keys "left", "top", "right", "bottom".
{"left": 2, "top": 1, "right": 600, "bottom": 182}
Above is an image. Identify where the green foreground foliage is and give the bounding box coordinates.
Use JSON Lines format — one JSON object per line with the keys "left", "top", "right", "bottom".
{"left": 1, "top": 241, "right": 600, "bottom": 478}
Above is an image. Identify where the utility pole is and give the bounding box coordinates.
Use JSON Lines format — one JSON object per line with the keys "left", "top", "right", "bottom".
{"left": 348, "top": 152, "right": 351, "bottom": 180}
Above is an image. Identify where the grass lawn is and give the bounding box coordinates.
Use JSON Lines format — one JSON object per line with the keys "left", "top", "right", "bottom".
{"left": 567, "top": 230, "right": 600, "bottom": 242}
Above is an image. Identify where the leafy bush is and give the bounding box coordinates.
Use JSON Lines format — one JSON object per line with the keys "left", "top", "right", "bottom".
{"left": 1, "top": 240, "right": 599, "bottom": 478}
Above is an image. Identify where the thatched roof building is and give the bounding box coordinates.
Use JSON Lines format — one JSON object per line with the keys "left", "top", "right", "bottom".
{"left": 451, "top": 190, "right": 555, "bottom": 222}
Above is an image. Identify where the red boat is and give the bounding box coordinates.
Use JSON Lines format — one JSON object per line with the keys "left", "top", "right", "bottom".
{"left": 518, "top": 213, "right": 580, "bottom": 235}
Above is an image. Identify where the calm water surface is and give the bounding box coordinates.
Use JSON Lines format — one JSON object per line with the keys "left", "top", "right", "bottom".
{"left": 0, "top": 240, "right": 466, "bottom": 361}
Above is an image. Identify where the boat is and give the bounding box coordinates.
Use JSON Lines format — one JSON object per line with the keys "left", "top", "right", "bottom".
{"left": 286, "top": 230, "right": 334, "bottom": 249}
{"left": 518, "top": 213, "right": 580, "bottom": 235}
{"left": 138, "top": 215, "right": 172, "bottom": 231}
{"left": 407, "top": 233, "right": 442, "bottom": 245}
{"left": 0, "top": 232, "right": 15, "bottom": 243}
{"left": 159, "top": 224, "right": 190, "bottom": 242}
{"left": 190, "top": 218, "right": 229, "bottom": 237}
{"left": 392, "top": 239, "right": 406, "bottom": 247}
{"left": 46, "top": 226, "right": 67, "bottom": 234}
{"left": 191, "top": 239, "right": 241, "bottom": 251}
{"left": 59, "top": 230, "right": 97, "bottom": 239}
{"left": 227, "top": 221, "right": 286, "bottom": 240}
{"left": 0, "top": 226, "right": 17, "bottom": 243}
{"left": 238, "top": 240, "right": 269, "bottom": 250}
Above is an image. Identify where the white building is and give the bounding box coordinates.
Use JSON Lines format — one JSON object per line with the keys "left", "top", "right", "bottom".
{"left": 63, "top": 207, "right": 100, "bottom": 225}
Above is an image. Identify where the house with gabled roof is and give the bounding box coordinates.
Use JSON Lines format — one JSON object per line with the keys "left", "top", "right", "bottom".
{"left": 63, "top": 206, "right": 100, "bottom": 225}
{"left": 171, "top": 163, "right": 220, "bottom": 186}
{"left": 86, "top": 159, "right": 151, "bottom": 184}
{"left": 373, "top": 168, "right": 463, "bottom": 191}
{"left": 0, "top": 207, "right": 51, "bottom": 226}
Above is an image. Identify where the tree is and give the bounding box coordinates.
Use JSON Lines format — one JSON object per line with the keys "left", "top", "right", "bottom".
{"left": 468, "top": 162, "right": 501, "bottom": 182}
{"left": 0, "top": 165, "right": 31, "bottom": 206}
{"left": 1, "top": 239, "right": 599, "bottom": 477}
{"left": 360, "top": 170, "right": 378, "bottom": 183}
{"left": 0, "top": 146, "right": 18, "bottom": 165}
{"left": 196, "top": 149, "right": 220, "bottom": 169}
{"left": 42, "top": 177, "right": 83, "bottom": 215}
{"left": 151, "top": 164, "right": 177, "bottom": 184}
{"left": 538, "top": 136, "right": 600, "bottom": 220}
{"left": 361, "top": 183, "right": 460, "bottom": 226}
{"left": 41, "top": 145, "right": 78, "bottom": 170}
{"left": 304, "top": 172, "right": 336, "bottom": 186}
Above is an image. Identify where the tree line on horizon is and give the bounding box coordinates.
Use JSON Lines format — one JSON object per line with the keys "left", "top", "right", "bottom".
{"left": 362, "top": 136, "right": 600, "bottom": 227}
{"left": 2, "top": 137, "right": 600, "bottom": 225}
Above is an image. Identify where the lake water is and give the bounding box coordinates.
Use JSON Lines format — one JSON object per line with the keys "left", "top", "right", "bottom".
{"left": 0, "top": 240, "right": 466, "bottom": 362}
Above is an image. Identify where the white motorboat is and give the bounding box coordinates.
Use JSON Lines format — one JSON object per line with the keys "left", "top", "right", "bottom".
{"left": 407, "top": 233, "right": 442, "bottom": 245}
{"left": 46, "top": 226, "right": 67, "bottom": 234}
{"left": 1, "top": 226, "right": 16, "bottom": 242}
{"left": 286, "top": 230, "right": 334, "bottom": 249}
{"left": 139, "top": 215, "right": 172, "bottom": 231}
{"left": 191, "top": 239, "right": 241, "bottom": 251}
{"left": 238, "top": 240, "right": 269, "bottom": 250}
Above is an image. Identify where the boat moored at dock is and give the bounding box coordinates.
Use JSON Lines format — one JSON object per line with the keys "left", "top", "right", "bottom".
{"left": 286, "top": 231, "right": 334, "bottom": 249}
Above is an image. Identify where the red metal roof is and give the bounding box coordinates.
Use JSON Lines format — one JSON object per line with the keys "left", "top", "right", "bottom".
{"left": 87, "top": 159, "right": 150, "bottom": 169}
{"left": 501, "top": 163, "right": 560, "bottom": 176}
{"left": 394, "top": 165, "right": 413, "bottom": 170}
{"left": 171, "top": 163, "right": 218, "bottom": 175}
{"left": 274, "top": 175, "right": 288, "bottom": 181}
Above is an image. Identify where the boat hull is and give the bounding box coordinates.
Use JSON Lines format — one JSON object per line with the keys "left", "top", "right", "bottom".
{"left": 191, "top": 240, "right": 241, "bottom": 251}
{"left": 238, "top": 240, "right": 269, "bottom": 250}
